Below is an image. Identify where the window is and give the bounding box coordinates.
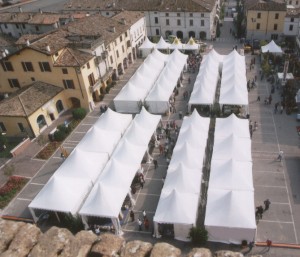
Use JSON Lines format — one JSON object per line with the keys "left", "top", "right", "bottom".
{"left": 122, "top": 45, "right": 125, "bottom": 53}
{"left": 21, "top": 62, "right": 34, "bottom": 72}
{"left": 291, "top": 18, "right": 294, "bottom": 22}
{"left": 110, "top": 56, "right": 113, "bottom": 64}
{"left": 166, "top": 13, "right": 169, "bottom": 17}
{"left": 189, "top": 13, "right": 193, "bottom": 17}
{"left": 155, "top": 17, "right": 158, "bottom": 24}
{"left": 120, "top": 35, "right": 123, "bottom": 41}
{"left": 274, "top": 24, "right": 278, "bottom": 30}
{"left": 177, "top": 13, "right": 180, "bottom": 17}
{"left": 35, "top": 26, "right": 39, "bottom": 31}
{"left": 31, "top": 77, "right": 35, "bottom": 81}
{"left": 106, "top": 12, "right": 109, "bottom": 15}
{"left": 257, "top": 13, "right": 261, "bottom": 19}
{"left": 256, "top": 23, "right": 260, "bottom": 29}
{"left": 155, "top": 29, "right": 159, "bottom": 35}
{"left": 177, "top": 19, "right": 181, "bottom": 26}
{"left": 275, "top": 13, "right": 279, "bottom": 19}
{"left": 201, "top": 13, "right": 204, "bottom": 17}
{"left": 201, "top": 20, "right": 205, "bottom": 26}
{"left": 0, "top": 122, "right": 7, "bottom": 132}
{"left": 190, "top": 19, "right": 193, "bottom": 26}
{"left": 16, "top": 24, "right": 19, "bottom": 29}
{"left": 62, "top": 68, "right": 68, "bottom": 74}
{"left": 125, "top": 32, "right": 128, "bottom": 37}
{"left": 38, "top": 62, "right": 51, "bottom": 72}
{"left": 4, "top": 24, "right": 7, "bottom": 29}
{"left": 88, "top": 73, "right": 95, "bottom": 87}
{"left": 271, "top": 34, "right": 278, "bottom": 40}
{"left": 87, "top": 62, "right": 90, "bottom": 69}
{"left": 8, "top": 79, "right": 20, "bottom": 88}
{"left": 22, "top": 24, "right": 25, "bottom": 29}
{"left": 63, "top": 79, "right": 75, "bottom": 89}
{"left": 166, "top": 19, "right": 169, "bottom": 25}
{"left": 297, "top": 1, "right": 299, "bottom": 4}
{"left": 18, "top": 123, "right": 25, "bottom": 132}
{"left": 289, "top": 0, "right": 292, "bottom": 3}
{"left": 116, "top": 50, "right": 119, "bottom": 58}
{"left": 1, "top": 61, "right": 14, "bottom": 71}
{"left": 289, "top": 25, "right": 293, "bottom": 31}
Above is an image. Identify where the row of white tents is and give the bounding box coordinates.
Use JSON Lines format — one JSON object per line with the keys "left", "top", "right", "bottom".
{"left": 189, "top": 49, "right": 248, "bottom": 110}
{"left": 29, "top": 108, "right": 161, "bottom": 235}
{"left": 153, "top": 110, "right": 210, "bottom": 241}
{"left": 139, "top": 37, "right": 201, "bottom": 55}
{"left": 114, "top": 48, "right": 188, "bottom": 114}
{"left": 204, "top": 114, "right": 256, "bottom": 244}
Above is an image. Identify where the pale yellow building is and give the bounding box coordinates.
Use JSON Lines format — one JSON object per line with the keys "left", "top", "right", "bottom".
{"left": 245, "top": 0, "right": 286, "bottom": 41}
{"left": 0, "top": 81, "right": 65, "bottom": 137}
{"left": 0, "top": 12, "right": 145, "bottom": 137}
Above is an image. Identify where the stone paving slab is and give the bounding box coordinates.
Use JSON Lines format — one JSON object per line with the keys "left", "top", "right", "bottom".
{"left": 254, "top": 186, "right": 289, "bottom": 204}
{"left": 17, "top": 183, "right": 44, "bottom": 200}
{"left": 253, "top": 171, "right": 286, "bottom": 187}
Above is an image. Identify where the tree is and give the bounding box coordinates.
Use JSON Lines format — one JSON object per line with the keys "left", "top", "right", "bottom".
{"left": 188, "top": 227, "right": 208, "bottom": 245}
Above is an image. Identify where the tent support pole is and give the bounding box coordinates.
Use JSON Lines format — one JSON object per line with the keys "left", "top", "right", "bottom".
{"left": 29, "top": 208, "right": 38, "bottom": 223}
{"left": 55, "top": 212, "right": 61, "bottom": 223}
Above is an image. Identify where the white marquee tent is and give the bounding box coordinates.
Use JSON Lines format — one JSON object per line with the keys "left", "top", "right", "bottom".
{"left": 29, "top": 109, "right": 132, "bottom": 222}
{"left": 261, "top": 40, "right": 283, "bottom": 54}
{"left": 215, "top": 114, "right": 250, "bottom": 138}
{"left": 205, "top": 188, "right": 256, "bottom": 244}
{"left": 79, "top": 108, "right": 161, "bottom": 235}
{"left": 139, "top": 37, "right": 156, "bottom": 57}
{"left": 184, "top": 37, "right": 200, "bottom": 50}
{"left": 189, "top": 49, "right": 222, "bottom": 108}
{"left": 212, "top": 135, "right": 252, "bottom": 161}
{"left": 114, "top": 49, "right": 168, "bottom": 113}
{"left": 154, "top": 190, "right": 199, "bottom": 241}
{"left": 209, "top": 159, "right": 254, "bottom": 191}
{"left": 153, "top": 110, "right": 209, "bottom": 241}
{"left": 156, "top": 36, "right": 171, "bottom": 49}
{"left": 145, "top": 49, "right": 188, "bottom": 113}
{"left": 219, "top": 50, "right": 248, "bottom": 106}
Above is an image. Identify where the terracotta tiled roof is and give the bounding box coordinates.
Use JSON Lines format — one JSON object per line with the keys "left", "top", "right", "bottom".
{"left": 0, "top": 81, "right": 63, "bottom": 117}
{"left": 111, "top": 11, "right": 144, "bottom": 25}
{"left": 245, "top": 0, "right": 286, "bottom": 11}
{"left": 54, "top": 47, "right": 93, "bottom": 67}
{"left": 14, "top": 34, "right": 41, "bottom": 45}
{"left": 64, "top": 0, "right": 215, "bottom": 12}
{"left": 28, "top": 30, "right": 70, "bottom": 55}
{"left": 0, "top": 12, "right": 64, "bottom": 24}
{"left": 0, "top": 34, "right": 16, "bottom": 47}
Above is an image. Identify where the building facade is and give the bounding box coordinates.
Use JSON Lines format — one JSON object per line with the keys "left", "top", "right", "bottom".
{"left": 284, "top": 7, "right": 300, "bottom": 37}
{"left": 0, "top": 12, "right": 146, "bottom": 137}
{"left": 63, "top": 0, "right": 219, "bottom": 41}
{"left": 245, "top": 0, "right": 287, "bottom": 41}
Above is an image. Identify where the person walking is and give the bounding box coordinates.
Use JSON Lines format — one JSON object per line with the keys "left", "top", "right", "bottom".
{"left": 264, "top": 199, "right": 271, "bottom": 211}
{"left": 130, "top": 210, "right": 135, "bottom": 222}
{"left": 138, "top": 218, "right": 142, "bottom": 231}
{"left": 153, "top": 159, "right": 158, "bottom": 169}
{"left": 277, "top": 150, "right": 284, "bottom": 162}
{"left": 142, "top": 210, "right": 147, "bottom": 220}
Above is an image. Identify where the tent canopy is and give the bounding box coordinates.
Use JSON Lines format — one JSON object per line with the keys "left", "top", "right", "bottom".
{"left": 139, "top": 37, "right": 156, "bottom": 50}
{"left": 261, "top": 40, "right": 283, "bottom": 53}
{"left": 209, "top": 159, "right": 254, "bottom": 191}
{"left": 156, "top": 36, "right": 171, "bottom": 49}
{"left": 154, "top": 189, "right": 199, "bottom": 224}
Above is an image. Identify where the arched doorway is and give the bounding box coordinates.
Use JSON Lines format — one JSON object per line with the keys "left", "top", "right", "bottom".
{"left": 123, "top": 58, "right": 128, "bottom": 69}
{"left": 188, "top": 31, "right": 195, "bottom": 38}
{"left": 70, "top": 97, "right": 81, "bottom": 108}
{"left": 128, "top": 53, "right": 132, "bottom": 64}
{"left": 176, "top": 31, "right": 183, "bottom": 39}
{"left": 56, "top": 100, "right": 64, "bottom": 113}
{"left": 165, "top": 30, "right": 172, "bottom": 38}
{"left": 117, "top": 63, "right": 123, "bottom": 75}
{"left": 200, "top": 31, "right": 207, "bottom": 40}
{"left": 112, "top": 69, "right": 117, "bottom": 80}
{"left": 37, "top": 115, "right": 46, "bottom": 129}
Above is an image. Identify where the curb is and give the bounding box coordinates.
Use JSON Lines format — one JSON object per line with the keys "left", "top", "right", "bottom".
{"left": 256, "top": 242, "right": 300, "bottom": 249}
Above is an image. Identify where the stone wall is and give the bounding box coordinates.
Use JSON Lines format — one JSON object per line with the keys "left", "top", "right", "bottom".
{"left": 0, "top": 219, "right": 262, "bottom": 257}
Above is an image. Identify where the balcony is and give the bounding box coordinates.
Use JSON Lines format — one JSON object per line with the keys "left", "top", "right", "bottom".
{"left": 89, "top": 68, "right": 113, "bottom": 93}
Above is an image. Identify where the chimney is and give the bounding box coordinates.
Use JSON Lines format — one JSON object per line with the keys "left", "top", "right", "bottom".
{"left": 70, "top": 15, "right": 74, "bottom": 21}
{"left": 1, "top": 51, "right": 6, "bottom": 58}
{"left": 25, "top": 39, "right": 30, "bottom": 46}
{"left": 39, "top": 9, "right": 43, "bottom": 14}
{"left": 112, "top": 2, "right": 116, "bottom": 7}
{"left": 46, "top": 45, "right": 51, "bottom": 52}
{"left": 29, "top": 14, "right": 33, "bottom": 19}
{"left": 109, "top": 26, "right": 116, "bottom": 33}
{"left": 19, "top": 7, "right": 23, "bottom": 13}
{"left": 121, "top": 18, "right": 126, "bottom": 25}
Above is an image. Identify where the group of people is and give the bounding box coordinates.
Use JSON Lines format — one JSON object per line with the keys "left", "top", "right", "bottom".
{"left": 129, "top": 209, "right": 149, "bottom": 231}
{"left": 256, "top": 199, "right": 271, "bottom": 220}
{"left": 187, "top": 53, "right": 201, "bottom": 73}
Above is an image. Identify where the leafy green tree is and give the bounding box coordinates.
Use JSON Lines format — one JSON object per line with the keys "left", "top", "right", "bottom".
{"left": 188, "top": 227, "right": 208, "bottom": 245}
